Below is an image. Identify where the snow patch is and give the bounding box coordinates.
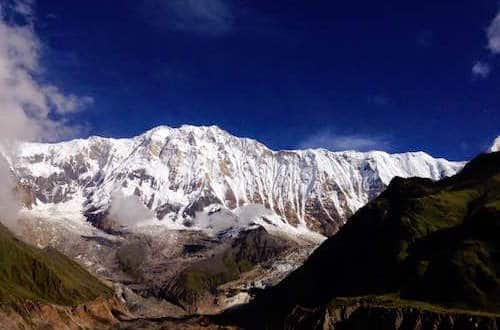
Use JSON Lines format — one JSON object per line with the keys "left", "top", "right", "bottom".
{"left": 489, "top": 136, "right": 500, "bottom": 153}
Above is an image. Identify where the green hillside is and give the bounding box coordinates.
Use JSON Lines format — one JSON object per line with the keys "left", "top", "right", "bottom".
{"left": 228, "top": 152, "right": 500, "bottom": 327}
{"left": 0, "top": 224, "right": 112, "bottom": 307}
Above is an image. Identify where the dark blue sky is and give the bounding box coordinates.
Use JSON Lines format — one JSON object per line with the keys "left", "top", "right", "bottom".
{"left": 33, "top": 0, "right": 500, "bottom": 160}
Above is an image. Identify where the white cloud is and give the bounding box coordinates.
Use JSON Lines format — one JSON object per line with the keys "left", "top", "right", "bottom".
{"left": 108, "top": 190, "right": 155, "bottom": 227}
{"left": 43, "top": 86, "right": 94, "bottom": 114}
{"left": 299, "top": 130, "right": 392, "bottom": 152}
{"left": 0, "top": 0, "right": 92, "bottom": 231}
{"left": 0, "top": 0, "right": 92, "bottom": 142}
{"left": 487, "top": 12, "right": 500, "bottom": 54}
{"left": 472, "top": 11, "right": 500, "bottom": 78}
{"left": 472, "top": 61, "right": 491, "bottom": 79}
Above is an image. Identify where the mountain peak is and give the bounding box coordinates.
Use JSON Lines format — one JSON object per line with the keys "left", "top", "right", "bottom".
{"left": 142, "top": 124, "right": 235, "bottom": 143}
{"left": 6, "top": 125, "right": 465, "bottom": 237}
{"left": 488, "top": 136, "right": 500, "bottom": 153}
{"left": 144, "top": 124, "right": 226, "bottom": 135}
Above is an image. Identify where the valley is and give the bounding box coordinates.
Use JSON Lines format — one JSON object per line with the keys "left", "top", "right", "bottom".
{"left": 0, "top": 125, "right": 465, "bottom": 318}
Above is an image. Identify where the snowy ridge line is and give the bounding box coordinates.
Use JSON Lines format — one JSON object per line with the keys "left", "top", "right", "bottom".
{"left": 2, "top": 125, "right": 467, "bottom": 237}
{"left": 489, "top": 136, "right": 500, "bottom": 153}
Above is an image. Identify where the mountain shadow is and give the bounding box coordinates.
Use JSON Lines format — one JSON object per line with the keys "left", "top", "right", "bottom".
{"left": 219, "top": 152, "right": 500, "bottom": 329}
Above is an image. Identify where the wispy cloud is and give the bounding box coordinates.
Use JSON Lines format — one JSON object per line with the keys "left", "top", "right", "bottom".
{"left": 473, "top": 10, "right": 500, "bottom": 79}
{"left": 487, "top": 12, "right": 500, "bottom": 54}
{"left": 472, "top": 61, "right": 491, "bottom": 79}
{"left": 145, "top": 0, "right": 235, "bottom": 36}
{"left": 0, "top": 0, "right": 93, "bottom": 230}
{"left": 0, "top": 0, "right": 92, "bottom": 142}
{"left": 299, "top": 130, "right": 392, "bottom": 152}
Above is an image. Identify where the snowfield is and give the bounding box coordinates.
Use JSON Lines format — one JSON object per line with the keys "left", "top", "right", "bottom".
{"left": 2, "top": 125, "right": 467, "bottom": 238}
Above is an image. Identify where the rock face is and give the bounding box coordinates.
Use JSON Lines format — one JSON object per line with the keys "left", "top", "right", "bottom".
{"left": 283, "top": 301, "right": 500, "bottom": 330}
{"left": 0, "top": 297, "right": 130, "bottom": 330}
{"left": 161, "top": 226, "right": 301, "bottom": 313}
{"left": 2, "top": 125, "right": 463, "bottom": 236}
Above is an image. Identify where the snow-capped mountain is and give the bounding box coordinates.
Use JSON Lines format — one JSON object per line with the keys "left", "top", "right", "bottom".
{"left": 3, "top": 125, "right": 464, "bottom": 236}
{"left": 489, "top": 136, "right": 500, "bottom": 153}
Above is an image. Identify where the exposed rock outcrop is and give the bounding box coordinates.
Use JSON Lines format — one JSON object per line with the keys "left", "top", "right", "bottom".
{"left": 284, "top": 301, "right": 500, "bottom": 330}
{"left": 0, "top": 297, "right": 130, "bottom": 330}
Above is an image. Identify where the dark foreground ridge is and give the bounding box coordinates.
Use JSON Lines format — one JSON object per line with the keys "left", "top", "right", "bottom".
{"left": 216, "top": 152, "right": 500, "bottom": 329}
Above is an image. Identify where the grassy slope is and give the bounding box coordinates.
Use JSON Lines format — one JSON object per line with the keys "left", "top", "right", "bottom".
{"left": 230, "top": 152, "right": 500, "bottom": 326}
{"left": 0, "top": 224, "right": 112, "bottom": 306}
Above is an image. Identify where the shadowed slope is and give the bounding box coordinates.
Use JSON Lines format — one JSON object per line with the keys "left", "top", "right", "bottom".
{"left": 223, "top": 152, "right": 500, "bottom": 328}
